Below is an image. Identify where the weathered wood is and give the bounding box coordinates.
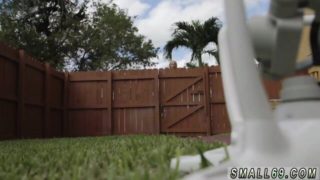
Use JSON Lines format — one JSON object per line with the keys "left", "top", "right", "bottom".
{"left": 69, "top": 72, "right": 109, "bottom": 81}
{"left": 160, "top": 68, "right": 209, "bottom": 134}
{"left": 167, "top": 105, "right": 204, "bottom": 128}
{"left": 204, "top": 67, "right": 212, "bottom": 135}
{"left": 159, "top": 68, "right": 204, "bottom": 78}
{"left": 50, "top": 68, "right": 65, "bottom": 79}
{"left": 154, "top": 71, "right": 160, "bottom": 134}
{"left": 107, "top": 72, "right": 112, "bottom": 135}
{"left": 67, "top": 72, "right": 111, "bottom": 136}
{"left": 113, "top": 71, "right": 157, "bottom": 135}
{"left": 1, "top": 42, "right": 291, "bottom": 139}
{"left": 0, "top": 43, "right": 20, "bottom": 62}
{"left": 44, "top": 63, "right": 50, "bottom": 138}
{"left": 164, "top": 76, "right": 203, "bottom": 102}
{"left": 17, "top": 50, "right": 26, "bottom": 138}
{"left": 0, "top": 96, "right": 18, "bottom": 102}
{"left": 25, "top": 56, "right": 46, "bottom": 72}
{"left": 63, "top": 73, "right": 69, "bottom": 137}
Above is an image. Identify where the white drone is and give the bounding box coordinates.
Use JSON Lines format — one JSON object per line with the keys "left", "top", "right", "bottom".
{"left": 171, "top": 0, "right": 320, "bottom": 179}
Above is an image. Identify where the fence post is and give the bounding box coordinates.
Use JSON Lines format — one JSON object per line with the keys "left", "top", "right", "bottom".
{"left": 17, "top": 50, "right": 26, "bottom": 138}
{"left": 204, "top": 66, "right": 212, "bottom": 135}
{"left": 63, "top": 72, "right": 69, "bottom": 137}
{"left": 44, "top": 63, "right": 50, "bottom": 138}
{"left": 107, "top": 71, "right": 113, "bottom": 135}
{"left": 154, "top": 70, "right": 160, "bottom": 134}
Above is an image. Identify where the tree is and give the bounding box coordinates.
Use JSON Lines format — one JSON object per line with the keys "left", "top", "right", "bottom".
{"left": 0, "top": 0, "right": 158, "bottom": 71}
{"left": 164, "top": 17, "right": 221, "bottom": 67}
{"left": 69, "top": 2, "right": 159, "bottom": 71}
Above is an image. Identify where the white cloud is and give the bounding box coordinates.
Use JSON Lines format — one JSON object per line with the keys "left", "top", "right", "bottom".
{"left": 136, "top": 0, "right": 224, "bottom": 48}
{"left": 152, "top": 49, "right": 218, "bottom": 69}
{"left": 136, "top": 0, "right": 268, "bottom": 47}
{"left": 112, "top": 0, "right": 269, "bottom": 68}
{"left": 112, "top": 0, "right": 151, "bottom": 17}
{"left": 134, "top": 0, "right": 225, "bottom": 68}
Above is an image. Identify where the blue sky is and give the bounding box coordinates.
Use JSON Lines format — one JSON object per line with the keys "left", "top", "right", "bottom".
{"left": 108, "top": 0, "right": 270, "bottom": 68}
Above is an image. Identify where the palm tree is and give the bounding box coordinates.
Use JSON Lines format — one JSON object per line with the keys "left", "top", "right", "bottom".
{"left": 164, "top": 17, "right": 221, "bottom": 67}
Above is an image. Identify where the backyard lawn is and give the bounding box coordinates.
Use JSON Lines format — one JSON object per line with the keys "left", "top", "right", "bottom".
{"left": 0, "top": 135, "right": 222, "bottom": 180}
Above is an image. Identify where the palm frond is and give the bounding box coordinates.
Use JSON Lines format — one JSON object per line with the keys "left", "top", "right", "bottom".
{"left": 204, "top": 49, "right": 220, "bottom": 64}
{"left": 173, "top": 21, "right": 195, "bottom": 35}
{"left": 163, "top": 37, "right": 190, "bottom": 59}
{"left": 165, "top": 17, "right": 222, "bottom": 66}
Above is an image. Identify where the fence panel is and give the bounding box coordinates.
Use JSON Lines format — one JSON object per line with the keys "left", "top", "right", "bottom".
{"left": 22, "top": 54, "right": 45, "bottom": 138}
{"left": 0, "top": 44, "right": 19, "bottom": 139}
{"left": 159, "top": 68, "right": 209, "bottom": 135}
{"left": 47, "top": 69, "right": 65, "bottom": 138}
{"left": 0, "top": 43, "right": 65, "bottom": 140}
{"left": 112, "top": 70, "right": 159, "bottom": 135}
{"left": 67, "top": 71, "right": 112, "bottom": 137}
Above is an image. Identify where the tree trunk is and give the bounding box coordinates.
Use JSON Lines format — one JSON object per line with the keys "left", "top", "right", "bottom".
{"left": 197, "top": 52, "right": 204, "bottom": 67}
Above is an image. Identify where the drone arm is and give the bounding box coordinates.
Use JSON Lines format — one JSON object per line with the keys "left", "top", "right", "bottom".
{"left": 223, "top": 0, "right": 272, "bottom": 122}
{"left": 219, "top": 0, "right": 291, "bottom": 154}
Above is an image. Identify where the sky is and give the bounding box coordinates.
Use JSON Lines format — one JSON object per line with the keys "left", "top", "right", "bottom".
{"left": 109, "top": 0, "right": 270, "bottom": 68}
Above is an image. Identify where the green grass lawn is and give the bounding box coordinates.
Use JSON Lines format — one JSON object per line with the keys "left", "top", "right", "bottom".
{"left": 0, "top": 135, "right": 222, "bottom": 180}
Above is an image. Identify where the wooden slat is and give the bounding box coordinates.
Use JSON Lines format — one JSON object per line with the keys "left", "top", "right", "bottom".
{"left": 204, "top": 67, "right": 212, "bottom": 135}
{"left": 17, "top": 50, "right": 25, "bottom": 138}
{"left": 112, "top": 76, "right": 155, "bottom": 80}
{"left": 44, "top": 63, "right": 50, "bottom": 138}
{"left": 0, "top": 43, "right": 19, "bottom": 62}
{"left": 167, "top": 105, "right": 204, "bottom": 128}
{"left": 50, "top": 68, "right": 65, "bottom": 79}
{"left": 164, "top": 129, "right": 208, "bottom": 133}
{"left": 50, "top": 106, "right": 64, "bottom": 110}
{"left": 162, "top": 102, "right": 200, "bottom": 107}
{"left": 113, "top": 103, "right": 155, "bottom": 109}
{"left": 210, "top": 100, "right": 225, "bottom": 104}
{"left": 68, "top": 106, "right": 110, "bottom": 110}
{"left": 112, "top": 70, "right": 157, "bottom": 80}
{"left": 107, "top": 72, "right": 112, "bottom": 135}
{"left": 63, "top": 73, "right": 69, "bottom": 137}
{"left": 209, "top": 71, "right": 225, "bottom": 103}
{"left": 165, "top": 76, "right": 202, "bottom": 102}
{"left": 159, "top": 73, "right": 203, "bottom": 78}
{"left": 69, "top": 72, "right": 109, "bottom": 81}
{"left": 25, "top": 56, "right": 45, "bottom": 72}
{"left": 154, "top": 72, "right": 160, "bottom": 134}
{"left": 24, "top": 101, "right": 44, "bottom": 107}
{"left": 0, "top": 95, "right": 18, "bottom": 102}
{"left": 208, "top": 66, "right": 221, "bottom": 73}
{"left": 159, "top": 68, "right": 204, "bottom": 78}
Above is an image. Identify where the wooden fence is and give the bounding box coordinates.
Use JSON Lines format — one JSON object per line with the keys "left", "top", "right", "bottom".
{"left": 0, "top": 44, "right": 66, "bottom": 140}
{"left": 66, "top": 68, "right": 233, "bottom": 136}
{"left": 1, "top": 43, "right": 287, "bottom": 140}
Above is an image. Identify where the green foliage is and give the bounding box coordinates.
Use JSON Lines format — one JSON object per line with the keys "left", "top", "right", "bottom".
{"left": 164, "top": 17, "right": 221, "bottom": 67}
{"left": 186, "top": 61, "right": 198, "bottom": 68}
{"left": 0, "top": 135, "right": 222, "bottom": 180}
{"left": 0, "top": 0, "right": 158, "bottom": 71}
{"left": 197, "top": 147, "right": 213, "bottom": 169}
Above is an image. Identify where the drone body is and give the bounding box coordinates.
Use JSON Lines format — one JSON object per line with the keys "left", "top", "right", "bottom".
{"left": 172, "top": 0, "right": 320, "bottom": 179}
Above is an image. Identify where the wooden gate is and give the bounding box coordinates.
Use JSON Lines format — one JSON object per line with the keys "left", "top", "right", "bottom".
{"left": 208, "top": 67, "right": 231, "bottom": 134}
{"left": 67, "top": 72, "right": 112, "bottom": 136}
{"left": 159, "top": 68, "right": 211, "bottom": 135}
